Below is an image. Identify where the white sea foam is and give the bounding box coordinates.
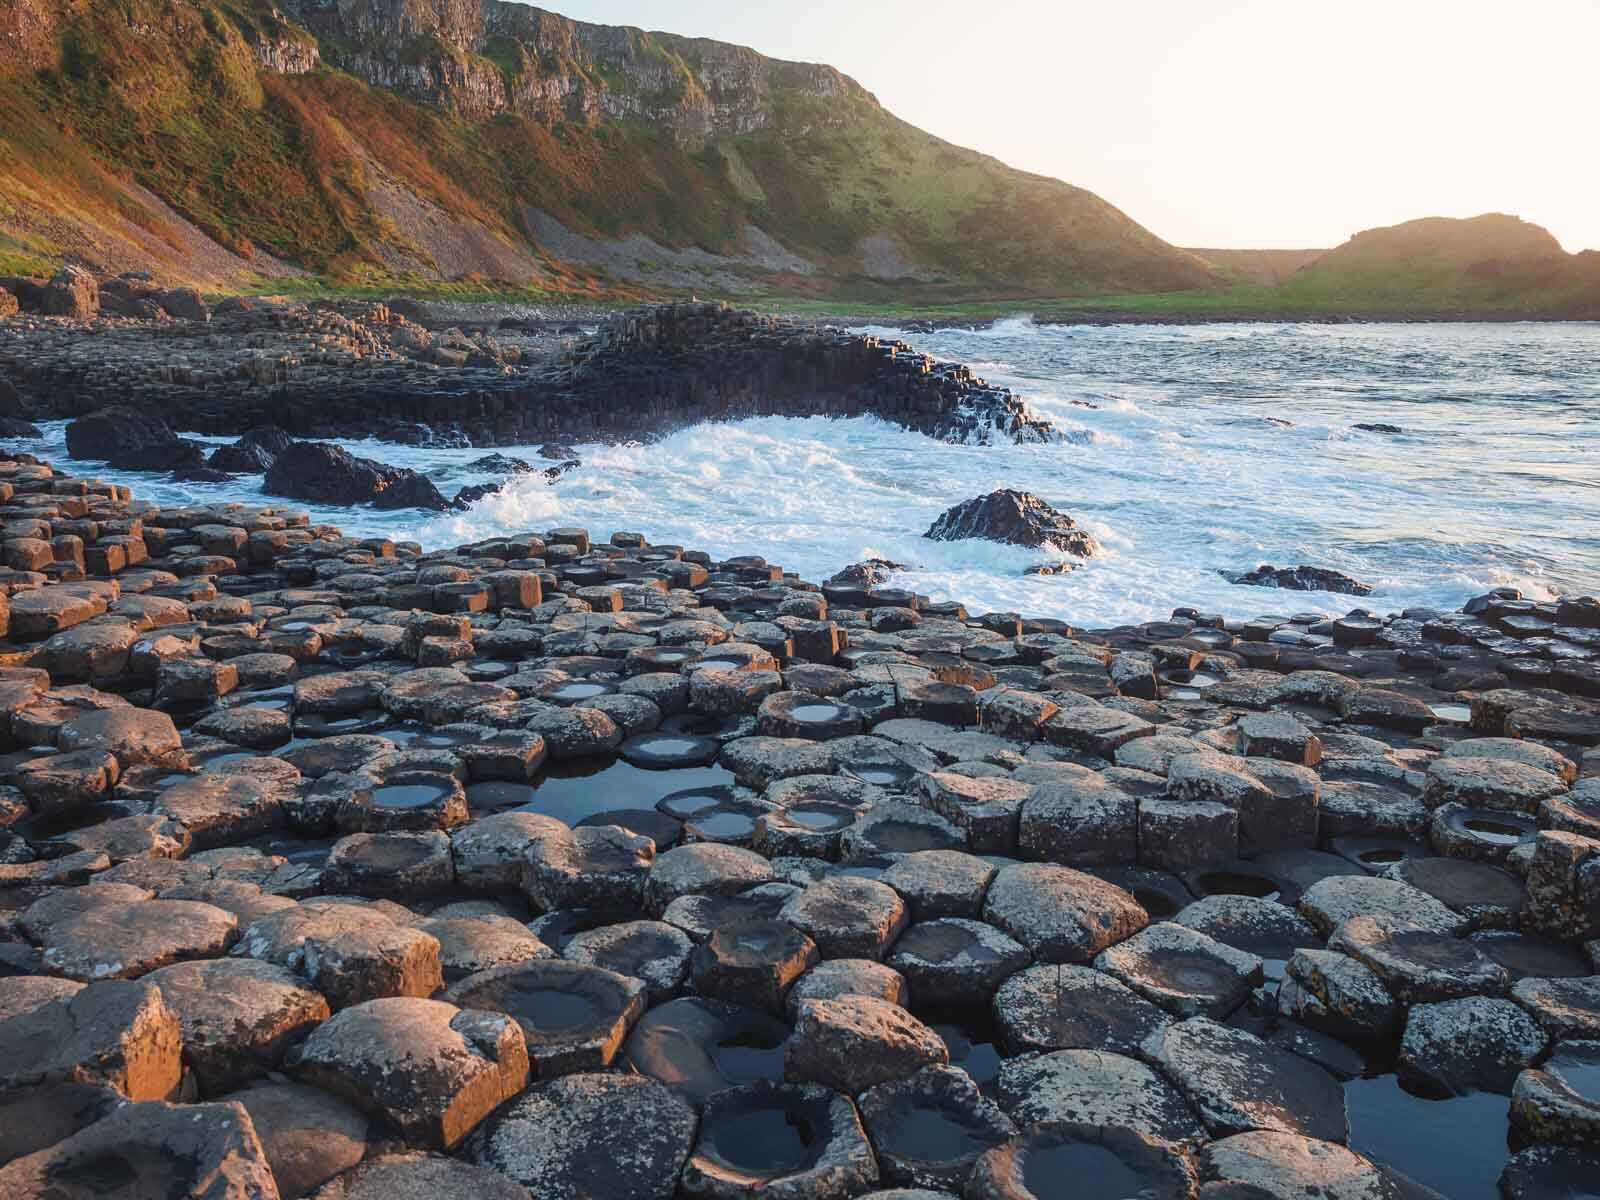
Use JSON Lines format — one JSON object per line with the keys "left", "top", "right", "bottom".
{"left": 28, "top": 320, "right": 1600, "bottom": 626}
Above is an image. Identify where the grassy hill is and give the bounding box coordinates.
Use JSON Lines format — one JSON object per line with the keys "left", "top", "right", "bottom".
{"left": 1272, "top": 214, "right": 1600, "bottom": 314}
{"left": 0, "top": 0, "right": 1215, "bottom": 299}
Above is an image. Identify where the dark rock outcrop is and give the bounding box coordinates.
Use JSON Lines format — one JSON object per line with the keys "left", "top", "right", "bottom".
{"left": 207, "top": 442, "right": 277, "bottom": 474}
{"left": 107, "top": 439, "right": 205, "bottom": 473}
{"left": 1223, "top": 564, "right": 1374, "bottom": 596}
{"left": 925, "top": 490, "right": 1098, "bottom": 557}
{"left": 264, "top": 441, "right": 449, "bottom": 510}
{"left": 65, "top": 406, "right": 199, "bottom": 472}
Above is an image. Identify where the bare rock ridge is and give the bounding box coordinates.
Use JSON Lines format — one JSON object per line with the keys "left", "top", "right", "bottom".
{"left": 8, "top": 301, "right": 1058, "bottom": 449}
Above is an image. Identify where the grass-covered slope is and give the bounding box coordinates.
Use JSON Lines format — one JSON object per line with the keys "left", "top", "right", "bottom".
{"left": 1273, "top": 214, "right": 1600, "bottom": 314}
{"left": 0, "top": 0, "right": 1215, "bottom": 298}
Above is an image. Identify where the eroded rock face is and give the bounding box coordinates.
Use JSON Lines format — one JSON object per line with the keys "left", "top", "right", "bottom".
{"left": 924, "top": 490, "right": 1098, "bottom": 558}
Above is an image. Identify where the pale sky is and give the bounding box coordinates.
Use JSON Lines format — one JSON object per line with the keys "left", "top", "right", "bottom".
{"left": 544, "top": 0, "right": 1599, "bottom": 252}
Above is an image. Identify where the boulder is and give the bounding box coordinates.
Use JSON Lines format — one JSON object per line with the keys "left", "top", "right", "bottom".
{"left": 1223, "top": 564, "right": 1373, "bottom": 596}
{"left": 924, "top": 489, "right": 1098, "bottom": 557}
{"left": 41, "top": 265, "right": 99, "bottom": 319}
{"left": 265, "top": 442, "right": 449, "bottom": 510}
{"left": 65, "top": 405, "right": 178, "bottom": 462}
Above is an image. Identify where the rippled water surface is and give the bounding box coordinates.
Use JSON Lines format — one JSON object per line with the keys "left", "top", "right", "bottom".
{"left": 35, "top": 319, "right": 1600, "bottom": 625}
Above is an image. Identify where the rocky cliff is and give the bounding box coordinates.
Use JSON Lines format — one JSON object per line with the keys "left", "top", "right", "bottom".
{"left": 0, "top": 0, "right": 1215, "bottom": 297}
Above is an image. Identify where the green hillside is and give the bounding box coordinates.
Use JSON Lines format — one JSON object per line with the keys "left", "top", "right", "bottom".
{"left": 0, "top": 0, "right": 1215, "bottom": 298}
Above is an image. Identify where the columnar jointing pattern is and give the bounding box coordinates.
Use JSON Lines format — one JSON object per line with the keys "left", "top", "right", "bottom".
{"left": 1, "top": 445, "right": 1599, "bottom": 1198}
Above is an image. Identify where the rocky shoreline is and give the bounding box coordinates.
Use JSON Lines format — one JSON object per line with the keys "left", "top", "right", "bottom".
{"left": 1, "top": 441, "right": 1599, "bottom": 1198}
{"left": 1, "top": 298, "right": 1054, "bottom": 451}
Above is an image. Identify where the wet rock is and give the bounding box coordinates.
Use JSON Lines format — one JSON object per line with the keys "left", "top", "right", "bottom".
{"left": 1398, "top": 996, "right": 1547, "bottom": 1095}
{"left": 1199, "top": 1130, "right": 1392, "bottom": 1200}
{"left": 646, "top": 842, "right": 776, "bottom": 915}
{"left": 1511, "top": 1040, "right": 1600, "bottom": 1148}
{"left": 887, "top": 918, "right": 1029, "bottom": 1010}
{"left": 566, "top": 918, "right": 692, "bottom": 1001}
{"left": 999, "top": 1045, "right": 1204, "bottom": 1143}
{"left": 788, "top": 958, "right": 909, "bottom": 1018}
{"left": 0, "top": 1099, "right": 278, "bottom": 1199}
{"left": 1017, "top": 774, "right": 1137, "bottom": 866}
{"left": 1499, "top": 1144, "right": 1600, "bottom": 1200}
{"left": 923, "top": 491, "right": 1098, "bottom": 558}
{"left": 780, "top": 875, "right": 909, "bottom": 960}
{"left": 992, "top": 961, "right": 1171, "bottom": 1056}
{"left": 1223, "top": 565, "right": 1373, "bottom": 596}
{"left": 682, "top": 1080, "right": 878, "bottom": 1200}
{"left": 1512, "top": 975, "right": 1600, "bottom": 1041}
{"left": 880, "top": 850, "right": 996, "bottom": 920}
{"left": 525, "top": 823, "right": 655, "bottom": 912}
{"left": 289, "top": 995, "right": 529, "bottom": 1150}
{"left": 1153, "top": 1016, "right": 1348, "bottom": 1142}
{"left": 234, "top": 900, "right": 443, "bottom": 1008}
{"left": 266, "top": 442, "right": 449, "bottom": 510}
{"left": 858, "top": 1065, "right": 1015, "bottom": 1189}
{"left": 0, "top": 978, "right": 181, "bottom": 1100}
{"left": 786, "top": 994, "right": 949, "bottom": 1094}
{"left": 471, "top": 1072, "right": 696, "bottom": 1200}
{"left": 691, "top": 918, "right": 819, "bottom": 1014}
{"left": 1280, "top": 950, "right": 1398, "bottom": 1041}
{"left": 445, "top": 958, "right": 645, "bottom": 1077}
{"left": 624, "top": 996, "right": 791, "bottom": 1105}
{"left": 1095, "top": 921, "right": 1263, "bottom": 1019}
{"left": 969, "top": 1122, "right": 1197, "bottom": 1200}
{"left": 324, "top": 831, "right": 455, "bottom": 898}
{"left": 1298, "top": 874, "right": 1467, "bottom": 937}
{"left": 1329, "top": 914, "right": 1508, "bottom": 1003}
{"left": 981, "top": 862, "right": 1146, "bottom": 963}
{"left": 144, "top": 957, "right": 331, "bottom": 1096}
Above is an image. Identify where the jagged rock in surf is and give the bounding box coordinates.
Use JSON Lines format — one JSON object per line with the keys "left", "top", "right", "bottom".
{"left": 1223, "top": 564, "right": 1374, "bottom": 596}
{"left": 925, "top": 490, "right": 1098, "bottom": 565}
{"left": 264, "top": 442, "right": 449, "bottom": 510}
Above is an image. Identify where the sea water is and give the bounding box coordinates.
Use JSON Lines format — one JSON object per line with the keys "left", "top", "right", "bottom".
{"left": 29, "top": 319, "right": 1600, "bottom": 626}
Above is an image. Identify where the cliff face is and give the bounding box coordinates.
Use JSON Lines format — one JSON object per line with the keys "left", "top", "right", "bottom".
{"left": 280, "top": 0, "right": 863, "bottom": 135}
{"left": 0, "top": 0, "right": 1214, "bottom": 297}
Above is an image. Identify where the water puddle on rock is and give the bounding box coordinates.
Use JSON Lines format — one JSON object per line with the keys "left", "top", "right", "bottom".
{"left": 1345, "top": 1074, "right": 1509, "bottom": 1199}
{"left": 1021, "top": 1142, "right": 1145, "bottom": 1200}
{"left": 370, "top": 781, "right": 452, "bottom": 809}
{"left": 520, "top": 760, "right": 738, "bottom": 825}
{"left": 702, "top": 1108, "right": 819, "bottom": 1177}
